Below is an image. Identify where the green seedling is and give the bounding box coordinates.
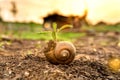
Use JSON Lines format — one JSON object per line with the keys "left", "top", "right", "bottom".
{"left": 39, "top": 22, "right": 73, "bottom": 41}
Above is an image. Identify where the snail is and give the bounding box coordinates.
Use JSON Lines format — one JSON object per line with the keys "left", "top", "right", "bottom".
{"left": 44, "top": 40, "right": 76, "bottom": 64}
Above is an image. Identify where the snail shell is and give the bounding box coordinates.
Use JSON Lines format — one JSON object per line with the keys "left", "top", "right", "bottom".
{"left": 44, "top": 41, "right": 76, "bottom": 64}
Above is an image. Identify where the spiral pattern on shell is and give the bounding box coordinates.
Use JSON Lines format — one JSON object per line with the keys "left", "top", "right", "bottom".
{"left": 44, "top": 41, "right": 76, "bottom": 64}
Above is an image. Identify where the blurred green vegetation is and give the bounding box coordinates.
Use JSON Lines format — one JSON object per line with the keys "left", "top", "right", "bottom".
{"left": 13, "top": 32, "right": 86, "bottom": 41}
{"left": 82, "top": 23, "right": 120, "bottom": 32}
{"left": 0, "top": 22, "right": 86, "bottom": 41}
{"left": 0, "top": 22, "right": 120, "bottom": 41}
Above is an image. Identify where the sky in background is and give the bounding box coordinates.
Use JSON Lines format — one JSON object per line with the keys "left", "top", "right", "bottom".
{"left": 0, "top": 0, "right": 120, "bottom": 25}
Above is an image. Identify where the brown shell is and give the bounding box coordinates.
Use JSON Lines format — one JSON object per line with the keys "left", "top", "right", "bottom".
{"left": 44, "top": 41, "right": 76, "bottom": 64}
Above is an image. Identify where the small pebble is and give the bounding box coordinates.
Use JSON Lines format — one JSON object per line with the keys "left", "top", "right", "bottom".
{"left": 24, "top": 71, "right": 30, "bottom": 77}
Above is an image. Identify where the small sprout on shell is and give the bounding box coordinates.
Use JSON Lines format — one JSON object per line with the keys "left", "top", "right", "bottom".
{"left": 41, "top": 22, "right": 76, "bottom": 64}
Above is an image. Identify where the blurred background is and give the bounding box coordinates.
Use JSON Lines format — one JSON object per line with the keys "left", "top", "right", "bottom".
{"left": 0, "top": 0, "right": 120, "bottom": 40}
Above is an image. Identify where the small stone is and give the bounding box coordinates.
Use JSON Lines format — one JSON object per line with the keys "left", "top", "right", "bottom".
{"left": 93, "top": 48, "right": 97, "bottom": 52}
{"left": 24, "top": 71, "right": 30, "bottom": 77}
{"left": 117, "top": 42, "right": 120, "bottom": 47}
{"left": 107, "top": 75, "right": 115, "bottom": 79}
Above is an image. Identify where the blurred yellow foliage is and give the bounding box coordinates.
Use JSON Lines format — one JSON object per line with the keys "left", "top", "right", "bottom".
{"left": 108, "top": 58, "right": 120, "bottom": 72}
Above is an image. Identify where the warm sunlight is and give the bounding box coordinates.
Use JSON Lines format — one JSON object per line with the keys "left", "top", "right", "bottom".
{"left": 0, "top": 0, "right": 120, "bottom": 25}
{"left": 86, "top": 0, "right": 120, "bottom": 25}
{"left": 55, "top": 0, "right": 85, "bottom": 16}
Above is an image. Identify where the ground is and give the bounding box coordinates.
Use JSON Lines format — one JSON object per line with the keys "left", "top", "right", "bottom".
{"left": 0, "top": 32, "right": 120, "bottom": 80}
